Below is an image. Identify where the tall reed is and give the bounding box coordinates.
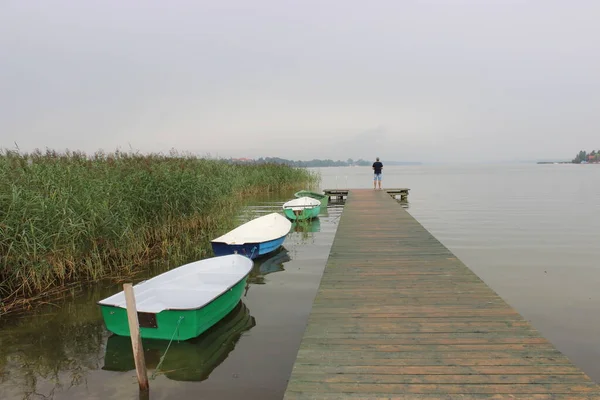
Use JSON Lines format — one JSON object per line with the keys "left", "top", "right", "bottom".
{"left": 0, "top": 149, "right": 319, "bottom": 309}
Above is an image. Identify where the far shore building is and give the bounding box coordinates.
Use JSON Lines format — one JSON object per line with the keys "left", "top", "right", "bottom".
{"left": 232, "top": 157, "right": 254, "bottom": 163}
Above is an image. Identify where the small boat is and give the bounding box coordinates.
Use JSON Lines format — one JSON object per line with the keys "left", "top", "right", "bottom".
{"left": 97, "top": 254, "right": 253, "bottom": 341}
{"left": 102, "top": 301, "right": 255, "bottom": 381}
{"left": 282, "top": 197, "right": 321, "bottom": 220}
{"left": 211, "top": 212, "right": 291, "bottom": 259}
{"left": 294, "top": 190, "right": 329, "bottom": 207}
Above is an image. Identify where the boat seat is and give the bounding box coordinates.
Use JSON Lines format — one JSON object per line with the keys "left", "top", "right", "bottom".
{"left": 167, "top": 272, "right": 245, "bottom": 287}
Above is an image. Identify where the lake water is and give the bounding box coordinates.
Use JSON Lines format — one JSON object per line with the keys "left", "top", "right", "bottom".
{"left": 1, "top": 164, "right": 599, "bottom": 399}
{"left": 317, "top": 163, "right": 600, "bottom": 383}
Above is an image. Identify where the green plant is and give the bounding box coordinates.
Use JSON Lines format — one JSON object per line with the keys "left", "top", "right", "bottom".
{"left": 0, "top": 149, "right": 319, "bottom": 311}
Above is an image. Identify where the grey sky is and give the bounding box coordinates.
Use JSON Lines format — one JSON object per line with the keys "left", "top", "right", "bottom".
{"left": 1, "top": 0, "right": 599, "bottom": 163}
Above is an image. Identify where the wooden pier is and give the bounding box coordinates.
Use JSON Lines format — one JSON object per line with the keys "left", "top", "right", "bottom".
{"left": 283, "top": 189, "right": 600, "bottom": 399}
{"left": 324, "top": 188, "right": 410, "bottom": 202}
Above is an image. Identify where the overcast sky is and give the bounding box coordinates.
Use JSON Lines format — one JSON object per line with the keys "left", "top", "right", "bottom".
{"left": 1, "top": 0, "right": 599, "bottom": 163}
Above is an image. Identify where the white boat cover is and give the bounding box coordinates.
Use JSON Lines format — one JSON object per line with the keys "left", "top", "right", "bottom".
{"left": 211, "top": 212, "right": 291, "bottom": 245}
{"left": 282, "top": 196, "right": 321, "bottom": 211}
{"left": 97, "top": 254, "right": 253, "bottom": 313}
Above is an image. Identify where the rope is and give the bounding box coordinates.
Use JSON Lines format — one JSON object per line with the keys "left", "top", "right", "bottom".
{"left": 151, "top": 316, "right": 184, "bottom": 379}
{"left": 250, "top": 246, "right": 257, "bottom": 259}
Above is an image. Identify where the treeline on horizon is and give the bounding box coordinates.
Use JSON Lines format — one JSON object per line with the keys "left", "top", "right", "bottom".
{"left": 572, "top": 149, "right": 600, "bottom": 163}
{"left": 229, "top": 157, "right": 421, "bottom": 167}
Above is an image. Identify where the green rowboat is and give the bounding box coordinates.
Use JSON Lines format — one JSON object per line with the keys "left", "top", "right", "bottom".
{"left": 97, "top": 254, "right": 253, "bottom": 341}
{"left": 282, "top": 197, "right": 321, "bottom": 221}
{"left": 102, "top": 301, "right": 256, "bottom": 381}
{"left": 294, "top": 190, "right": 329, "bottom": 207}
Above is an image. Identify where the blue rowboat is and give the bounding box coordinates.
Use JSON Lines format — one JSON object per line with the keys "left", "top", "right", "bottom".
{"left": 211, "top": 213, "right": 291, "bottom": 259}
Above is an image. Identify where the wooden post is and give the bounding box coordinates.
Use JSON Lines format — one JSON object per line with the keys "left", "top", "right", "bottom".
{"left": 123, "top": 283, "right": 149, "bottom": 393}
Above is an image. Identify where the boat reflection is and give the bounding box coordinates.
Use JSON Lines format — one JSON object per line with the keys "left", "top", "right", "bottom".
{"left": 102, "top": 301, "right": 255, "bottom": 382}
{"left": 290, "top": 217, "right": 321, "bottom": 233}
{"left": 247, "top": 246, "right": 291, "bottom": 285}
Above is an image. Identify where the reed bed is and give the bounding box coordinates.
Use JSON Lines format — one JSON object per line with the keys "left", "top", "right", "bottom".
{"left": 0, "top": 149, "right": 319, "bottom": 312}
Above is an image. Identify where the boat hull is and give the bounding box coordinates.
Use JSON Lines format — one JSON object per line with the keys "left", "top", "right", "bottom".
{"left": 294, "top": 190, "right": 329, "bottom": 207}
{"left": 102, "top": 301, "right": 256, "bottom": 381}
{"left": 211, "top": 234, "right": 286, "bottom": 259}
{"left": 100, "top": 276, "right": 248, "bottom": 341}
{"left": 283, "top": 205, "right": 321, "bottom": 221}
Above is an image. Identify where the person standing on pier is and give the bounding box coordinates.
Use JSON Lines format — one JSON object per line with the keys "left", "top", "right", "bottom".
{"left": 372, "top": 157, "right": 383, "bottom": 189}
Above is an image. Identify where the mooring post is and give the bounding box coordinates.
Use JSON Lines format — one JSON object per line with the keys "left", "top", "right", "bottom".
{"left": 123, "top": 283, "right": 149, "bottom": 393}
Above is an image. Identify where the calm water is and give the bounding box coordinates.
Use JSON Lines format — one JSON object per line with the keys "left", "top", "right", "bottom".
{"left": 1, "top": 164, "right": 599, "bottom": 399}
{"left": 317, "top": 163, "right": 600, "bottom": 382}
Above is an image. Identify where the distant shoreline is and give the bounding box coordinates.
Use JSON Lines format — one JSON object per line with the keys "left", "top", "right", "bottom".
{"left": 536, "top": 161, "right": 572, "bottom": 164}
{"left": 229, "top": 157, "right": 422, "bottom": 167}
{"left": 537, "top": 161, "right": 599, "bottom": 165}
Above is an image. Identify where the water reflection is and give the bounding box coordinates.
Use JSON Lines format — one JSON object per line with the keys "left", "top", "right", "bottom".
{"left": 102, "top": 301, "right": 255, "bottom": 382}
{"left": 291, "top": 218, "right": 321, "bottom": 233}
{"left": 395, "top": 197, "right": 410, "bottom": 209}
{"left": 246, "top": 246, "right": 292, "bottom": 286}
{"left": 0, "top": 289, "right": 109, "bottom": 399}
